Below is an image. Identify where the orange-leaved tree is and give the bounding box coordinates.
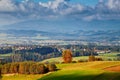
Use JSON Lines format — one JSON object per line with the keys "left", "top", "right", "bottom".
{"left": 62, "top": 49, "right": 72, "bottom": 63}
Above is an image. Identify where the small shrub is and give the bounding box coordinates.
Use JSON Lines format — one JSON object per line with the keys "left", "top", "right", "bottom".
{"left": 61, "top": 62, "right": 65, "bottom": 64}
{"left": 72, "top": 61, "right": 77, "bottom": 63}
{"left": 47, "top": 64, "right": 57, "bottom": 72}
{"left": 107, "top": 58, "right": 112, "bottom": 61}
{"left": 78, "top": 59, "right": 88, "bottom": 63}
{"left": 89, "top": 55, "right": 95, "bottom": 61}
{"left": 95, "top": 57, "right": 103, "bottom": 61}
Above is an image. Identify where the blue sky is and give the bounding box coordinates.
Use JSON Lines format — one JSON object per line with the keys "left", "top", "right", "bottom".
{"left": 16, "top": 0, "right": 100, "bottom": 6}
{"left": 72, "top": 0, "right": 99, "bottom": 6}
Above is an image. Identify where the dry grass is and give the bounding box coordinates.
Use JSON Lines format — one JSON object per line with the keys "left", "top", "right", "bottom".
{"left": 104, "top": 65, "right": 120, "bottom": 72}
{"left": 2, "top": 74, "right": 43, "bottom": 80}
{"left": 2, "top": 61, "right": 120, "bottom": 80}
{"left": 39, "top": 61, "right": 120, "bottom": 80}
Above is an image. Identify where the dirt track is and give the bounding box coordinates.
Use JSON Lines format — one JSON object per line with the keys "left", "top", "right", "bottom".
{"left": 104, "top": 65, "right": 120, "bottom": 72}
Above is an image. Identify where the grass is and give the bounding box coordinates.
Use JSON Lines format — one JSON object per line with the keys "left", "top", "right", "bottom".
{"left": 2, "top": 61, "right": 120, "bottom": 80}
{"left": 41, "top": 56, "right": 89, "bottom": 63}
{"left": 98, "top": 52, "right": 120, "bottom": 61}
{"left": 0, "top": 53, "right": 12, "bottom": 57}
{"left": 1, "top": 52, "right": 120, "bottom": 80}
{"left": 41, "top": 52, "right": 120, "bottom": 63}
{"left": 2, "top": 74, "right": 43, "bottom": 80}
{"left": 39, "top": 61, "right": 120, "bottom": 80}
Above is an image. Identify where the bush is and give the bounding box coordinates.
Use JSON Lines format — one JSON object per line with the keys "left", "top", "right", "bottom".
{"left": 95, "top": 57, "right": 103, "bottom": 61}
{"left": 107, "top": 58, "right": 112, "bottom": 61}
{"left": 72, "top": 61, "right": 77, "bottom": 63}
{"left": 47, "top": 64, "right": 57, "bottom": 72}
{"left": 89, "top": 55, "right": 95, "bottom": 61}
{"left": 78, "top": 59, "right": 88, "bottom": 63}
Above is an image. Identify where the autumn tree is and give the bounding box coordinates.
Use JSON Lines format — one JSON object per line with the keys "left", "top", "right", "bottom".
{"left": 2, "top": 63, "right": 11, "bottom": 74}
{"left": 62, "top": 49, "right": 72, "bottom": 63}
{"left": 1, "top": 62, "right": 57, "bottom": 75}
{"left": 37, "top": 64, "right": 47, "bottom": 74}
{"left": 19, "top": 62, "right": 25, "bottom": 74}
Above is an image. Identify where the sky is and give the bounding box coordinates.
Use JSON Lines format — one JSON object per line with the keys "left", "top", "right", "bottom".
{"left": 0, "top": 0, "right": 120, "bottom": 32}
{"left": 28, "top": 0, "right": 100, "bottom": 6}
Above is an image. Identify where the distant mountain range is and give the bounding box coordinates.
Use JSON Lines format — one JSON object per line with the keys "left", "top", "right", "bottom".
{"left": 1, "top": 19, "right": 120, "bottom": 33}
{"left": 0, "top": 30, "right": 119, "bottom": 43}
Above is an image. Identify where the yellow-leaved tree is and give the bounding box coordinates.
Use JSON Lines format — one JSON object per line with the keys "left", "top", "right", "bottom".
{"left": 62, "top": 49, "right": 72, "bottom": 63}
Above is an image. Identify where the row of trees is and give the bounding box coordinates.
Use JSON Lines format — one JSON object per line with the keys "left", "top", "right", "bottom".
{"left": 0, "top": 46, "right": 59, "bottom": 54}
{"left": 1, "top": 62, "right": 57, "bottom": 74}
{"left": 5, "top": 52, "right": 61, "bottom": 63}
{"left": 62, "top": 49, "right": 103, "bottom": 63}
{"left": 14, "top": 46, "right": 58, "bottom": 55}
{"left": 0, "top": 47, "right": 12, "bottom": 54}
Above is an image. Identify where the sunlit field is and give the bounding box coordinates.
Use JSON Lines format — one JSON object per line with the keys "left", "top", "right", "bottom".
{"left": 41, "top": 52, "right": 120, "bottom": 63}
{"left": 2, "top": 52, "right": 120, "bottom": 80}
{"left": 2, "top": 74, "right": 43, "bottom": 80}
{"left": 39, "top": 61, "right": 120, "bottom": 80}
{"left": 2, "top": 61, "right": 120, "bottom": 80}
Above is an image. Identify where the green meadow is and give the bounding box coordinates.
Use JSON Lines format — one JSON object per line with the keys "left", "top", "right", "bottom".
{"left": 2, "top": 74, "right": 43, "bottom": 80}
{"left": 2, "top": 61, "right": 120, "bottom": 80}
{"left": 1, "top": 52, "right": 120, "bottom": 80}
{"left": 39, "top": 61, "right": 120, "bottom": 80}
{"left": 41, "top": 52, "right": 120, "bottom": 63}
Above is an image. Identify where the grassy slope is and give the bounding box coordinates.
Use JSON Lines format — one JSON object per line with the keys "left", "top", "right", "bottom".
{"left": 2, "top": 61, "right": 120, "bottom": 80}
{"left": 2, "top": 74, "right": 43, "bottom": 80}
{"left": 39, "top": 61, "right": 120, "bottom": 80}
{"left": 41, "top": 56, "right": 89, "bottom": 63}
{"left": 41, "top": 52, "right": 120, "bottom": 63}
{"left": 2, "top": 52, "right": 120, "bottom": 80}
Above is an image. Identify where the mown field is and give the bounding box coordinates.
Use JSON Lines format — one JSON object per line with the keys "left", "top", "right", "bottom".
{"left": 39, "top": 61, "right": 120, "bottom": 80}
{"left": 2, "top": 74, "right": 43, "bottom": 80}
{"left": 2, "top": 61, "right": 120, "bottom": 80}
{"left": 1, "top": 52, "right": 120, "bottom": 80}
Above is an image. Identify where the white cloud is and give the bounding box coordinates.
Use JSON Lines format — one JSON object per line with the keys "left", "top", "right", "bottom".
{"left": 0, "top": 0, "right": 16, "bottom": 12}
{"left": 83, "top": 15, "right": 95, "bottom": 21}
{"left": 0, "top": 14, "right": 22, "bottom": 26}
{"left": 107, "top": 0, "right": 120, "bottom": 9}
{"left": 0, "top": 0, "right": 120, "bottom": 26}
{"left": 39, "top": 0, "right": 68, "bottom": 11}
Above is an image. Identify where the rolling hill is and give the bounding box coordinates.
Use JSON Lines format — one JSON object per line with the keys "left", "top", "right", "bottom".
{"left": 39, "top": 61, "right": 120, "bottom": 80}
{"left": 2, "top": 61, "right": 120, "bottom": 80}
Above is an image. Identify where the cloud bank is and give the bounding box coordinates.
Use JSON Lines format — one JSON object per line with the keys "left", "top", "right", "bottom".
{"left": 0, "top": 0, "right": 120, "bottom": 26}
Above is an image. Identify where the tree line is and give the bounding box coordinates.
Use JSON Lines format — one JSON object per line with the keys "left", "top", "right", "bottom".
{"left": 5, "top": 52, "right": 61, "bottom": 63}
{"left": 1, "top": 62, "right": 57, "bottom": 74}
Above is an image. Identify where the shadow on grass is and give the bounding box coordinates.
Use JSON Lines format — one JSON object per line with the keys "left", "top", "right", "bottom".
{"left": 38, "top": 72, "right": 120, "bottom": 80}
